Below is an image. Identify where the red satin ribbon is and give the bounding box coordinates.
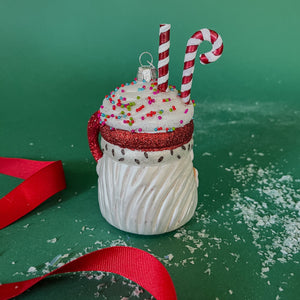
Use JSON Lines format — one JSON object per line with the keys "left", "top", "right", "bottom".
{"left": 0, "top": 158, "right": 177, "bottom": 299}
{"left": 0, "top": 246, "right": 177, "bottom": 300}
{"left": 0, "top": 157, "right": 66, "bottom": 229}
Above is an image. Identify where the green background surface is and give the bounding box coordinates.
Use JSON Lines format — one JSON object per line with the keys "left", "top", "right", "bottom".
{"left": 1, "top": 0, "right": 300, "bottom": 299}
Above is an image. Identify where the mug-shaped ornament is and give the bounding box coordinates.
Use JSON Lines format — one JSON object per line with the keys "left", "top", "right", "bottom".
{"left": 88, "top": 24, "right": 223, "bottom": 235}
{"left": 87, "top": 74, "right": 198, "bottom": 235}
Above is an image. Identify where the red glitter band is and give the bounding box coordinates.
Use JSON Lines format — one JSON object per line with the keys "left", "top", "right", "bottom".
{"left": 100, "top": 121, "right": 193, "bottom": 152}
{"left": 88, "top": 112, "right": 193, "bottom": 161}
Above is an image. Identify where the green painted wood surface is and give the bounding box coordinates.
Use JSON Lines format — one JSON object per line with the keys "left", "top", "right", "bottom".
{"left": 1, "top": 0, "right": 300, "bottom": 299}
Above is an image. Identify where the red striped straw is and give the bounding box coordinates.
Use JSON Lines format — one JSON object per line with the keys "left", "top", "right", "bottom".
{"left": 158, "top": 24, "right": 171, "bottom": 92}
{"left": 181, "top": 29, "right": 223, "bottom": 104}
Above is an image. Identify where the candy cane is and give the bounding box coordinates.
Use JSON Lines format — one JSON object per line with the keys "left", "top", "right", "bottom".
{"left": 181, "top": 29, "right": 223, "bottom": 104}
{"left": 158, "top": 24, "right": 171, "bottom": 92}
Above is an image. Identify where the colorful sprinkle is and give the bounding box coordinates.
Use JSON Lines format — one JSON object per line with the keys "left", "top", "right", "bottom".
{"left": 147, "top": 97, "right": 155, "bottom": 105}
{"left": 146, "top": 111, "right": 156, "bottom": 117}
{"left": 136, "top": 105, "right": 145, "bottom": 112}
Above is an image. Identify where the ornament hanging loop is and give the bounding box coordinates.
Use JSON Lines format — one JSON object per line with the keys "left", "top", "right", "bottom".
{"left": 139, "top": 52, "right": 154, "bottom": 68}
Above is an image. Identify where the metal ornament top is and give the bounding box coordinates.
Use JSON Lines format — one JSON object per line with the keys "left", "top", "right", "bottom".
{"left": 137, "top": 52, "right": 157, "bottom": 82}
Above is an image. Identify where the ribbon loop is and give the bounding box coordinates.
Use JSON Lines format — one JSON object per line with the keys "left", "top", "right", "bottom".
{"left": 0, "top": 158, "right": 66, "bottom": 229}
{"left": 0, "top": 246, "right": 177, "bottom": 300}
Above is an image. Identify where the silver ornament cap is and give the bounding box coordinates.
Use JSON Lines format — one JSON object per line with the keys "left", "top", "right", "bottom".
{"left": 137, "top": 52, "right": 157, "bottom": 82}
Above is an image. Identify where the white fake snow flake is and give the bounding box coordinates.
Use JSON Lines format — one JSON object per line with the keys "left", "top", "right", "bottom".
{"left": 132, "top": 286, "right": 143, "bottom": 296}
{"left": 47, "top": 238, "right": 57, "bottom": 244}
{"left": 202, "top": 152, "right": 212, "bottom": 156}
{"left": 164, "top": 254, "right": 174, "bottom": 261}
{"left": 27, "top": 267, "right": 37, "bottom": 273}
{"left": 185, "top": 245, "right": 197, "bottom": 254}
{"left": 204, "top": 268, "right": 211, "bottom": 275}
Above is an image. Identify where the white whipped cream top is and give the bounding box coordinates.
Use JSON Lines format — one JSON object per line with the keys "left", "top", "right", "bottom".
{"left": 98, "top": 79, "right": 194, "bottom": 133}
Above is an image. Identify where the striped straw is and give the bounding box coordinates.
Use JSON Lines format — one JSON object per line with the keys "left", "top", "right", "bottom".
{"left": 158, "top": 24, "right": 171, "bottom": 92}
{"left": 181, "top": 29, "right": 223, "bottom": 104}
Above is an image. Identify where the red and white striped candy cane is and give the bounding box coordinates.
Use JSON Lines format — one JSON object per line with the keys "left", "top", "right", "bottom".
{"left": 181, "top": 28, "right": 223, "bottom": 104}
{"left": 158, "top": 24, "right": 171, "bottom": 92}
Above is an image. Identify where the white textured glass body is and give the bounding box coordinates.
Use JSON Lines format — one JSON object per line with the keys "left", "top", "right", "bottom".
{"left": 96, "top": 140, "right": 198, "bottom": 235}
